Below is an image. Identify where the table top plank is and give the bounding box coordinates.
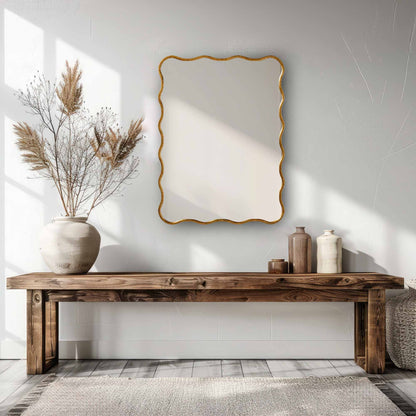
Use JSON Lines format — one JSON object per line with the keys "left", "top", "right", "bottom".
{"left": 7, "top": 272, "right": 404, "bottom": 290}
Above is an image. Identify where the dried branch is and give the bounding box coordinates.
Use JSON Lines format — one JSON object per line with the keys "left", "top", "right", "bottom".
{"left": 14, "top": 61, "right": 144, "bottom": 217}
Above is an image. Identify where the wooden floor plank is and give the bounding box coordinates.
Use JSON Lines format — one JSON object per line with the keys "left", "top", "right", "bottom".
{"left": 0, "top": 360, "right": 14, "bottom": 376}
{"left": 0, "top": 361, "right": 34, "bottom": 406}
{"left": 221, "top": 360, "right": 243, "bottom": 378}
{"left": 65, "top": 360, "right": 99, "bottom": 377}
{"left": 0, "top": 383, "right": 36, "bottom": 416}
{"left": 267, "top": 360, "right": 304, "bottom": 378}
{"left": 0, "top": 384, "right": 26, "bottom": 409}
{"left": 192, "top": 360, "right": 222, "bottom": 378}
{"left": 0, "top": 373, "right": 50, "bottom": 415}
{"left": 91, "top": 360, "right": 127, "bottom": 377}
{"left": 383, "top": 364, "right": 416, "bottom": 382}
{"left": 240, "top": 360, "right": 271, "bottom": 377}
{"left": 382, "top": 364, "right": 416, "bottom": 401}
{"left": 0, "top": 360, "right": 31, "bottom": 385}
{"left": 384, "top": 377, "right": 416, "bottom": 403}
{"left": 297, "top": 360, "right": 340, "bottom": 377}
{"left": 329, "top": 360, "right": 367, "bottom": 377}
{"left": 120, "top": 360, "right": 159, "bottom": 378}
{"left": 153, "top": 360, "right": 193, "bottom": 378}
{"left": 0, "top": 361, "right": 35, "bottom": 405}
{"left": 49, "top": 360, "right": 79, "bottom": 377}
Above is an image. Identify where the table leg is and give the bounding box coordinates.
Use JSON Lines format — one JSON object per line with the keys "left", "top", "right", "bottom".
{"left": 354, "top": 302, "right": 367, "bottom": 369}
{"left": 366, "top": 288, "right": 386, "bottom": 373}
{"left": 27, "top": 290, "right": 59, "bottom": 374}
{"left": 45, "top": 299, "right": 59, "bottom": 369}
{"left": 354, "top": 289, "right": 386, "bottom": 374}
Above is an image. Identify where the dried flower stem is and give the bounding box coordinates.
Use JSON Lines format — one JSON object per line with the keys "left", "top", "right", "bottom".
{"left": 14, "top": 61, "right": 143, "bottom": 217}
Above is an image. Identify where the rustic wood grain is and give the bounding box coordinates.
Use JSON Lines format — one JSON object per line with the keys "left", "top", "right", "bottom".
{"left": 27, "top": 290, "right": 45, "bottom": 375}
{"left": 354, "top": 356, "right": 366, "bottom": 370}
{"left": 12, "top": 273, "right": 402, "bottom": 375}
{"left": 367, "top": 289, "right": 386, "bottom": 374}
{"left": 44, "top": 301, "right": 58, "bottom": 368}
{"left": 44, "top": 288, "right": 369, "bottom": 303}
{"left": 7, "top": 272, "right": 404, "bottom": 290}
{"left": 354, "top": 302, "right": 367, "bottom": 365}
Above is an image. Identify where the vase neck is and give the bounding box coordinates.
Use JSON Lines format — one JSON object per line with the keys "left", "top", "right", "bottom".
{"left": 296, "top": 226, "right": 306, "bottom": 233}
{"left": 53, "top": 216, "right": 88, "bottom": 223}
{"left": 324, "top": 230, "right": 334, "bottom": 236}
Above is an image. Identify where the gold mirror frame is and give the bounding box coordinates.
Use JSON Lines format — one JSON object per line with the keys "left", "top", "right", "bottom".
{"left": 157, "top": 55, "right": 285, "bottom": 224}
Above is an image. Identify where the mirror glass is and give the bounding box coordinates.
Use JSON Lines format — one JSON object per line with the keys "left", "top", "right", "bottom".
{"left": 158, "top": 56, "right": 284, "bottom": 224}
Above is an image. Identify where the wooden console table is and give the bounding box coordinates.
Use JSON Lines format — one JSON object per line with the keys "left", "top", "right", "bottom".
{"left": 7, "top": 272, "right": 404, "bottom": 375}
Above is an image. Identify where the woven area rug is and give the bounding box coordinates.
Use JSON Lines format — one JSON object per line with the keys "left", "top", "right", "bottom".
{"left": 9, "top": 375, "right": 416, "bottom": 416}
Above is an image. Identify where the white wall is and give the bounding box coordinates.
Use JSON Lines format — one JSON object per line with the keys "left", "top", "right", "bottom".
{"left": 1, "top": 0, "right": 415, "bottom": 359}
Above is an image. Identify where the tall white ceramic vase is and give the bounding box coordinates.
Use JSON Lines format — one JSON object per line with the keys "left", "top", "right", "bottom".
{"left": 317, "top": 230, "right": 342, "bottom": 273}
{"left": 39, "top": 216, "right": 101, "bottom": 274}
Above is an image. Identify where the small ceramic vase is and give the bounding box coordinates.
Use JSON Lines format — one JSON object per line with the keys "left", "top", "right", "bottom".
{"left": 317, "top": 230, "right": 342, "bottom": 273}
{"left": 288, "top": 226, "right": 312, "bottom": 273}
{"left": 268, "top": 259, "right": 288, "bottom": 274}
{"left": 39, "top": 216, "right": 101, "bottom": 274}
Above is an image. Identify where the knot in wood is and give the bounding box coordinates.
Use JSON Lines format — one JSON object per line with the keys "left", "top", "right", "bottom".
{"left": 344, "top": 278, "right": 350, "bottom": 283}
{"left": 33, "top": 293, "right": 41, "bottom": 303}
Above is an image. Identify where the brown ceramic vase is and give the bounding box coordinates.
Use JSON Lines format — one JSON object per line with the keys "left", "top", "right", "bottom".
{"left": 288, "top": 226, "right": 312, "bottom": 273}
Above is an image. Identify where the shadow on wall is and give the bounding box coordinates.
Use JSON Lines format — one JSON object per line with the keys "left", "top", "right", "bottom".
{"left": 342, "top": 249, "right": 387, "bottom": 274}
{"left": 96, "top": 245, "right": 388, "bottom": 275}
{"left": 2, "top": 0, "right": 416, "bottom": 359}
{"left": 3, "top": 1, "right": 416, "bottom": 274}
{"left": 95, "top": 245, "right": 156, "bottom": 272}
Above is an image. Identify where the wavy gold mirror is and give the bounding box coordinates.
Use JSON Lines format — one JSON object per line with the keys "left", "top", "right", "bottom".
{"left": 158, "top": 55, "right": 285, "bottom": 224}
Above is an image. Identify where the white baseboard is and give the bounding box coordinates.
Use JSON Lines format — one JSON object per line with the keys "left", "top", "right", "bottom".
{"left": 0, "top": 339, "right": 354, "bottom": 360}
{"left": 59, "top": 340, "right": 354, "bottom": 360}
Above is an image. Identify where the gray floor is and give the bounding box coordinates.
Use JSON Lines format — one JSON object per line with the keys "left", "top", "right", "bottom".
{"left": 0, "top": 359, "right": 415, "bottom": 415}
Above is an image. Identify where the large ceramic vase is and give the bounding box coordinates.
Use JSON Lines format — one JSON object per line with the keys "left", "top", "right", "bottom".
{"left": 288, "top": 226, "right": 312, "bottom": 273}
{"left": 387, "top": 282, "right": 416, "bottom": 370}
{"left": 39, "top": 216, "right": 101, "bottom": 274}
{"left": 317, "top": 230, "right": 342, "bottom": 273}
